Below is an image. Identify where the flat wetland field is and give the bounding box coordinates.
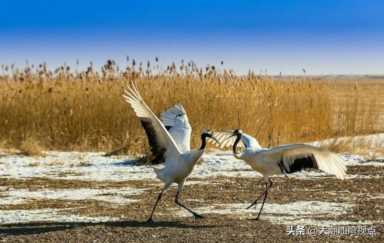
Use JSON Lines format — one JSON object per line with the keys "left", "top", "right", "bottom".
{"left": 0, "top": 150, "right": 383, "bottom": 242}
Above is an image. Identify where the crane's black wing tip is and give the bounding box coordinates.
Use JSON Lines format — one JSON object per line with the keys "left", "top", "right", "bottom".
{"left": 281, "top": 154, "right": 319, "bottom": 174}
{"left": 140, "top": 118, "right": 167, "bottom": 164}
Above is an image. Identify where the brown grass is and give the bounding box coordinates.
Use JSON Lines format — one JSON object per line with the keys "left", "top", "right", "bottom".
{"left": 0, "top": 61, "right": 383, "bottom": 153}
{"left": 19, "top": 137, "right": 44, "bottom": 156}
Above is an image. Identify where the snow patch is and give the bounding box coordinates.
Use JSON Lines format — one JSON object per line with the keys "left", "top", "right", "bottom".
{"left": 0, "top": 187, "right": 147, "bottom": 205}
{"left": 0, "top": 151, "right": 156, "bottom": 181}
{"left": 0, "top": 150, "right": 263, "bottom": 182}
{"left": 0, "top": 208, "right": 118, "bottom": 224}
{"left": 0, "top": 141, "right": 382, "bottom": 184}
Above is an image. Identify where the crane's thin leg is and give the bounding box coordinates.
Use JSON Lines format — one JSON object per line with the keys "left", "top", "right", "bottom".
{"left": 174, "top": 183, "right": 203, "bottom": 219}
{"left": 246, "top": 188, "right": 266, "bottom": 209}
{"left": 254, "top": 179, "right": 273, "bottom": 220}
{"left": 246, "top": 178, "right": 272, "bottom": 210}
{"left": 146, "top": 183, "right": 171, "bottom": 223}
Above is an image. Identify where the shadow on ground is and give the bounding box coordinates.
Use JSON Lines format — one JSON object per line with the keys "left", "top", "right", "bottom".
{"left": 0, "top": 220, "right": 217, "bottom": 236}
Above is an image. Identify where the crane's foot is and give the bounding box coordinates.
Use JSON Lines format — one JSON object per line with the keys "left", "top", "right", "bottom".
{"left": 248, "top": 213, "right": 262, "bottom": 221}
{"left": 146, "top": 217, "right": 155, "bottom": 223}
{"left": 192, "top": 213, "right": 204, "bottom": 219}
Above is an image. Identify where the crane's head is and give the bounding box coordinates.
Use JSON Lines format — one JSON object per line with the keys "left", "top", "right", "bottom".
{"left": 233, "top": 129, "right": 243, "bottom": 136}
{"left": 201, "top": 129, "right": 220, "bottom": 144}
{"left": 207, "top": 129, "right": 245, "bottom": 158}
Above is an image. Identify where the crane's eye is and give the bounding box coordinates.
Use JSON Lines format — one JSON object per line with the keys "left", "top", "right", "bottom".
{"left": 176, "top": 114, "right": 183, "bottom": 117}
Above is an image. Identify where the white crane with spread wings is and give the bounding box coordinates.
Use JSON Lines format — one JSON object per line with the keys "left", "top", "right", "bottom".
{"left": 123, "top": 82, "right": 219, "bottom": 223}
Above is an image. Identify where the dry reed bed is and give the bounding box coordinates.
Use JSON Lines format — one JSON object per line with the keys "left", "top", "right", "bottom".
{"left": 0, "top": 74, "right": 383, "bottom": 153}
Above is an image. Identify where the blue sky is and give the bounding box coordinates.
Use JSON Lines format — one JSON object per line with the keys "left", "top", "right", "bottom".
{"left": 1, "top": 0, "right": 383, "bottom": 74}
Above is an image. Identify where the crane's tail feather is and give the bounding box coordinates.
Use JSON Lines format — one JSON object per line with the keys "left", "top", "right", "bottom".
{"left": 314, "top": 151, "right": 347, "bottom": 179}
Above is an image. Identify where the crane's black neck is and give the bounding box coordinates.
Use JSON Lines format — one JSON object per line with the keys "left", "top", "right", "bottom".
{"left": 233, "top": 133, "right": 242, "bottom": 155}
{"left": 199, "top": 133, "right": 209, "bottom": 150}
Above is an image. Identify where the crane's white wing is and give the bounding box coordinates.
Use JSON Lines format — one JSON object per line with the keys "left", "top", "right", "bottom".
{"left": 279, "top": 144, "right": 347, "bottom": 179}
{"left": 210, "top": 131, "right": 261, "bottom": 150}
{"left": 241, "top": 133, "right": 262, "bottom": 149}
{"left": 160, "top": 104, "right": 192, "bottom": 153}
{"left": 123, "top": 83, "right": 181, "bottom": 161}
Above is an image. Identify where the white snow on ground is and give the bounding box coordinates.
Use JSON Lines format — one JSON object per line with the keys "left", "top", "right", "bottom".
{"left": 0, "top": 187, "right": 147, "bottom": 205}
{"left": 0, "top": 209, "right": 118, "bottom": 224}
{"left": 0, "top": 149, "right": 380, "bottom": 183}
{"left": 2, "top": 150, "right": 379, "bottom": 183}
{"left": 0, "top": 150, "right": 261, "bottom": 182}
{"left": 0, "top": 152, "right": 156, "bottom": 181}
{"left": 177, "top": 201, "right": 382, "bottom": 226}
{"left": 193, "top": 150, "right": 261, "bottom": 178}
{"left": 0, "top": 134, "right": 383, "bottom": 183}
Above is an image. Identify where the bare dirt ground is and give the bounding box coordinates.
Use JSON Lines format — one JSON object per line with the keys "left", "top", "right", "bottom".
{"left": 0, "top": 163, "right": 383, "bottom": 243}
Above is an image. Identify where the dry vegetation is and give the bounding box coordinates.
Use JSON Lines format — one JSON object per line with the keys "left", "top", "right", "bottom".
{"left": 0, "top": 59, "right": 383, "bottom": 153}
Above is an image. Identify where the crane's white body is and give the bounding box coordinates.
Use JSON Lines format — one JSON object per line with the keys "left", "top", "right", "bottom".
{"left": 155, "top": 149, "right": 204, "bottom": 185}
{"left": 214, "top": 131, "right": 347, "bottom": 179}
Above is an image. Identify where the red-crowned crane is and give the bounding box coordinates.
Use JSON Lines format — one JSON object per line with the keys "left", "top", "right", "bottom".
{"left": 123, "top": 83, "right": 219, "bottom": 223}
{"left": 212, "top": 129, "right": 347, "bottom": 220}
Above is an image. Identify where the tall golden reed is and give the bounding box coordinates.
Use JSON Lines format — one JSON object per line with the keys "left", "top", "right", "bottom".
{"left": 0, "top": 61, "right": 383, "bottom": 153}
